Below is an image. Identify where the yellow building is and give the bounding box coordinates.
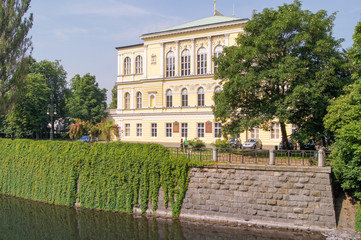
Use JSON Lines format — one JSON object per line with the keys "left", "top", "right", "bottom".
{"left": 108, "top": 11, "right": 292, "bottom": 148}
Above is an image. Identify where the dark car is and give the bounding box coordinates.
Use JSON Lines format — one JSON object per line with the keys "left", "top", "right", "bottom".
{"left": 279, "top": 140, "right": 294, "bottom": 150}
{"left": 242, "top": 139, "right": 262, "bottom": 149}
{"left": 228, "top": 138, "right": 241, "bottom": 148}
{"left": 300, "top": 140, "right": 316, "bottom": 150}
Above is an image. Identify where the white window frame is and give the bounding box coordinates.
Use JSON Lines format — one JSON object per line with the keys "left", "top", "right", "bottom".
{"left": 124, "top": 57, "right": 131, "bottom": 75}
{"left": 197, "top": 87, "right": 205, "bottom": 107}
{"left": 124, "top": 92, "right": 130, "bottom": 109}
{"left": 197, "top": 47, "right": 207, "bottom": 75}
{"left": 214, "top": 45, "right": 223, "bottom": 73}
{"left": 197, "top": 123, "right": 205, "bottom": 138}
{"left": 181, "top": 123, "right": 188, "bottom": 138}
{"left": 136, "top": 123, "right": 142, "bottom": 137}
{"left": 166, "top": 51, "right": 175, "bottom": 77}
{"left": 250, "top": 126, "right": 260, "bottom": 139}
{"left": 270, "top": 122, "right": 280, "bottom": 140}
{"left": 214, "top": 122, "right": 222, "bottom": 138}
{"left": 166, "top": 89, "right": 172, "bottom": 107}
{"left": 135, "top": 55, "right": 143, "bottom": 74}
{"left": 181, "top": 88, "right": 188, "bottom": 107}
{"left": 181, "top": 49, "right": 190, "bottom": 76}
{"left": 125, "top": 123, "right": 130, "bottom": 137}
{"left": 136, "top": 92, "right": 142, "bottom": 109}
{"left": 166, "top": 123, "right": 172, "bottom": 138}
{"left": 151, "top": 123, "right": 157, "bottom": 137}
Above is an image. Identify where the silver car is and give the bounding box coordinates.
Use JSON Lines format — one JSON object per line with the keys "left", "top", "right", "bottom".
{"left": 242, "top": 139, "right": 262, "bottom": 149}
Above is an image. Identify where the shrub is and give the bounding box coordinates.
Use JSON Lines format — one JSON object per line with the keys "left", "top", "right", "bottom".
{"left": 188, "top": 138, "right": 205, "bottom": 150}
{"left": 211, "top": 139, "right": 231, "bottom": 149}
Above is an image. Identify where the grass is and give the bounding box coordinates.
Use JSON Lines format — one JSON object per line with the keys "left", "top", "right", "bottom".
{"left": 356, "top": 205, "right": 361, "bottom": 233}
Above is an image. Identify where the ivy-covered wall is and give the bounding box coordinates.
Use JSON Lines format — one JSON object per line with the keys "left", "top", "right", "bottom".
{"left": 0, "top": 139, "right": 193, "bottom": 216}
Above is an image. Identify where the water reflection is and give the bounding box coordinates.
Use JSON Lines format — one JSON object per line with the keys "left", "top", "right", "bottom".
{"left": 0, "top": 194, "right": 324, "bottom": 240}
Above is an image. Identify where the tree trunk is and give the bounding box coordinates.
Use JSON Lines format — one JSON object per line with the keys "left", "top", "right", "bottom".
{"left": 280, "top": 121, "right": 290, "bottom": 150}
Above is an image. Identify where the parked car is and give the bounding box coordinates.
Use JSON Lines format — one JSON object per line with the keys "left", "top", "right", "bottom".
{"left": 228, "top": 138, "right": 242, "bottom": 148}
{"left": 279, "top": 140, "right": 294, "bottom": 150}
{"left": 242, "top": 139, "right": 262, "bottom": 149}
{"left": 300, "top": 140, "right": 316, "bottom": 150}
{"left": 78, "top": 135, "right": 90, "bottom": 143}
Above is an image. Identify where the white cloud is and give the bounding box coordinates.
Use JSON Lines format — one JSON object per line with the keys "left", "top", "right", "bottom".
{"left": 52, "top": 28, "right": 89, "bottom": 40}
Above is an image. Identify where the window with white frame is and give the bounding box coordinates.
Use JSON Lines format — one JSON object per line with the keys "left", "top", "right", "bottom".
{"left": 166, "top": 89, "right": 172, "bottom": 107}
{"left": 270, "top": 122, "right": 280, "bottom": 139}
{"left": 166, "top": 51, "right": 175, "bottom": 77}
{"left": 151, "top": 123, "right": 157, "bottom": 137}
{"left": 214, "top": 123, "right": 222, "bottom": 138}
{"left": 250, "top": 126, "right": 260, "bottom": 139}
{"left": 166, "top": 123, "right": 172, "bottom": 137}
{"left": 136, "top": 92, "right": 142, "bottom": 109}
{"left": 214, "top": 45, "right": 223, "bottom": 73}
{"left": 125, "top": 123, "right": 130, "bottom": 137}
{"left": 197, "top": 87, "right": 205, "bottom": 106}
{"left": 124, "top": 92, "right": 130, "bottom": 109}
{"left": 197, "top": 47, "right": 207, "bottom": 75}
{"left": 124, "top": 57, "right": 131, "bottom": 75}
{"left": 181, "top": 49, "right": 190, "bottom": 76}
{"left": 181, "top": 88, "right": 188, "bottom": 107}
{"left": 181, "top": 123, "right": 188, "bottom": 138}
{"left": 197, "top": 123, "right": 205, "bottom": 138}
{"left": 135, "top": 55, "right": 143, "bottom": 74}
{"left": 136, "top": 123, "right": 142, "bottom": 137}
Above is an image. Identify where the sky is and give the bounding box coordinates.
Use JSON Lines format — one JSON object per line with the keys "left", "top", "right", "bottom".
{"left": 30, "top": 0, "right": 361, "bottom": 105}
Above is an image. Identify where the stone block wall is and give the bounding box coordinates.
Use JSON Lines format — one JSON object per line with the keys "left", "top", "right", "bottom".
{"left": 179, "top": 165, "right": 336, "bottom": 232}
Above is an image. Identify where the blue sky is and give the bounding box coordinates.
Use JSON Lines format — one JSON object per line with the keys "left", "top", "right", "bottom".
{"left": 30, "top": 0, "right": 361, "bottom": 104}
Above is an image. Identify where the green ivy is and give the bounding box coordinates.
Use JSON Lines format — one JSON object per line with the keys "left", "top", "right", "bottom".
{"left": 356, "top": 205, "right": 361, "bottom": 233}
{"left": 0, "top": 139, "right": 206, "bottom": 217}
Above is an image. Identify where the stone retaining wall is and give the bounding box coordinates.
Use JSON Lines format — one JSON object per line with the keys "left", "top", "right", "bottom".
{"left": 139, "top": 164, "right": 336, "bottom": 232}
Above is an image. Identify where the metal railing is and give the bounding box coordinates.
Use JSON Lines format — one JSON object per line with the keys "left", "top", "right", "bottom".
{"left": 168, "top": 147, "right": 331, "bottom": 167}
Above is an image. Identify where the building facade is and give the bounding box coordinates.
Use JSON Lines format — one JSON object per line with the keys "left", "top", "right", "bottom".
{"left": 108, "top": 12, "right": 292, "bottom": 148}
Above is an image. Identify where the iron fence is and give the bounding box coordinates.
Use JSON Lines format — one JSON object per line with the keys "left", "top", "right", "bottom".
{"left": 168, "top": 147, "right": 332, "bottom": 167}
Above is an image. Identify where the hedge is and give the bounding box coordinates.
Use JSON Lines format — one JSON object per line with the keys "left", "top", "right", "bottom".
{"left": 0, "top": 139, "right": 199, "bottom": 217}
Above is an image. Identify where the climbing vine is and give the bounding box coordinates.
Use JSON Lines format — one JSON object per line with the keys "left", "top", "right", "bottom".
{"left": 0, "top": 139, "right": 206, "bottom": 217}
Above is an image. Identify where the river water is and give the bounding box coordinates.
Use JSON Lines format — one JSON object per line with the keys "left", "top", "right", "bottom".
{"left": 0, "top": 194, "right": 325, "bottom": 240}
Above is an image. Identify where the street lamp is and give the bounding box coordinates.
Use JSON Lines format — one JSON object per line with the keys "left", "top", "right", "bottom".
{"left": 47, "top": 95, "right": 57, "bottom": 140}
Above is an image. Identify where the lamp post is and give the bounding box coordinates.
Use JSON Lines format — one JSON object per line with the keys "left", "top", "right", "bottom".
{"left": 47, "top": 95, "right": 57, "bottom": 140}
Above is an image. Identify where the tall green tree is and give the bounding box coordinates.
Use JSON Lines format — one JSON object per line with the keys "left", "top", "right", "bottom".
{"left": 109, "top": 85, "right": 117, "bottom": 109}
{"left": 3, "top": 73, "right": 50, "bottom": 139}
{"left": 0, "top": 0, "right": 33, "bottom": 112}
{"left": 67, "top": 73, "right": 107, "bottom": 123}
{"left": 324, "top": 20, "right": 361, "bottom": 200}
{"left": 30, "top": 59, "right": 68, "bottom": 136}
{"left": 213, "top": 0, "right": 350, "bottom": 148}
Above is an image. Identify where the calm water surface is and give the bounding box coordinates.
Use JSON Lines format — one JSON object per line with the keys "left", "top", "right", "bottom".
{"left": 0, "top": 194, "right": 325, "bottom": 240}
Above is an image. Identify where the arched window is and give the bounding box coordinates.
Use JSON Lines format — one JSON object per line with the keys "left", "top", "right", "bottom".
{"left": 150, "top": 95, "right": 155, "bottom": 107}
{"left": 181, "top": 88, "right": 188, "bottom": 107}
{"left": 214, "top": 86, "right": 222, "bottom": 93}
{"left": 197, "top": 47, "right": 207, "bottom": 75}
{"left": 181, "top": 49, "right": 190, "bottom": 76}
{"left": 136, "top": 92, "right": 142, "bottom": 109}
{"left": 166, "top": 89, "right": 172, "bottom": 107}
{"left": 214, "top": 45, "right": 223, "bottom": 73}
{"left": 124, "top": 92, "right": 130, "bottom": 109}
{"left": 197, "top": 87, "right": 205, "bottom": 106}
{"left": 124, "top": 57, "right": 131, "bottom": 75}
{"left": 166, "top": 51, "right": 175, "bottom": 77}
{"left": 135, "top": 55, "right": 143, "bottom": 74}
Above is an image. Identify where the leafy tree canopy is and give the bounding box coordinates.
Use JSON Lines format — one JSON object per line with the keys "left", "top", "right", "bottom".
{"left": 324, "top": 20, "right": 361, "bottom": 200}
{"left": 67, "top": 73, "right": 107, "bottom": 123}
{"left": 109, "top": 85, "right": 117, "bottom": 109}
{"left": 0, "top": 0, "right": 33, "bottom": 112}
{"left": 213, "top": 0, "right": 350, "bottom": 148}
